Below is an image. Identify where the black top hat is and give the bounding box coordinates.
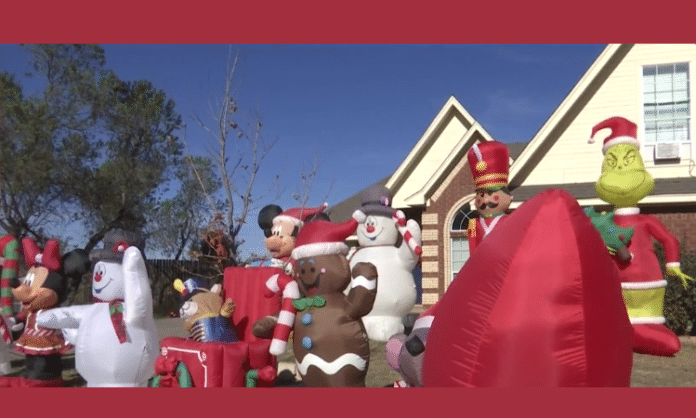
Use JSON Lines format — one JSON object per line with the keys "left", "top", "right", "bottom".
{"left": 359, "top": 185, "right": 395, "bottom": 217}
{"left": 89, "top": 229, "right": 145, "bottom": 263}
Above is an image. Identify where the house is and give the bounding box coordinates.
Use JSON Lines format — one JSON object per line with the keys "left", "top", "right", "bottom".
{"left": 329, "top": 44, "right": 696, "bottom": 308}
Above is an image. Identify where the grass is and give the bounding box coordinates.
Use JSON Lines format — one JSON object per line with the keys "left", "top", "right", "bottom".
{"left": 276, "top": 339, "right": 403, "bottom": 387}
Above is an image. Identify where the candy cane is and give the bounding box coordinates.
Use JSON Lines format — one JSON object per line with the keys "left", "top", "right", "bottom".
{"left": 265, "top": 273, "right": 300, "bottom": 356}
{"left": 392, "top": 211, "right": 422, "bottom": 256}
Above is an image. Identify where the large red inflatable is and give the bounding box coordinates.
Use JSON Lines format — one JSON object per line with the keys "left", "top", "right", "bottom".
{"left": 422, "top": 189, "right": 634, "bottom": 387}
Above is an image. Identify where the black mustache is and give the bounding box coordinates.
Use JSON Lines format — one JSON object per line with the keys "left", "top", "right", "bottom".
{"left": 478, "top": 202, "right": 499, "bottom": 210}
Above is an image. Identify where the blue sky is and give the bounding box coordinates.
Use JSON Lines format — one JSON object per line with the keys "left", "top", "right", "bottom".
{"left": 1, "top": 44, "right": 607, "bottom": 256}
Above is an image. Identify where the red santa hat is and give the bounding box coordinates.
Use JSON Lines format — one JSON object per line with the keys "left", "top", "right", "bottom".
{"left": 588, "top": 116, "right": 639, "bottom": 154}
{"left": 273, "top": 203, "right": 328, "bottom": 227}
{"left": 291, "top": 218, "right": 358, "bottom": 260}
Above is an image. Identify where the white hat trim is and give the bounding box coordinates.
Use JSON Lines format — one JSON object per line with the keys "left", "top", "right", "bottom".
{"left": 621, "top": 280, "right": 667, "bottom": 290}
{"left": 292, "top": 242, "right": 349, "bottom": 260}
{"left": 273, "top": 215, "right": 303, "bottom": 226}
{"left": 602, "top": 136, "right": 640, "bottom": 153}
{"left": 629, "top": 316, "right": 666, "bottom": 325}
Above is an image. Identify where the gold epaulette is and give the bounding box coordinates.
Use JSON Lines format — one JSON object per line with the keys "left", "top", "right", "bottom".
{"left": 467, "top": 219, "right": 477, "bottom": 237}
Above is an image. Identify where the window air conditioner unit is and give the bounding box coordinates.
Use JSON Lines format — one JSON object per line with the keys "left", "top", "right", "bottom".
{"left": 654, "top": 143, "right": 680, "bottom": 160}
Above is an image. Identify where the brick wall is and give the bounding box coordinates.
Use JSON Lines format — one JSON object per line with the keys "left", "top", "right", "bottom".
{"left": 419, "top": 163, "right": 477, "bottom": 307}
{"left": 649, "top": 209, "right": 696, "bottom": 256}
{"left": 414, "top": 157, "right": 696, "bottom": 307}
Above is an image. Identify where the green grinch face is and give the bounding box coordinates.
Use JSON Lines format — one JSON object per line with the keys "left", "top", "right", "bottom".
{"left": 595, "top": 143, "right": 654, "bottom": 207}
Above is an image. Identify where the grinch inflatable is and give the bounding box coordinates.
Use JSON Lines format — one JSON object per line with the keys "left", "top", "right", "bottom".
{"left": 589, "top": 116, "right": 693, "bottom": 357}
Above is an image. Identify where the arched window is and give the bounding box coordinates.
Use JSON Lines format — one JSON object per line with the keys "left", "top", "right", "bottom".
{"left": 450, "top": 205, "right": 477, "bottom": 282}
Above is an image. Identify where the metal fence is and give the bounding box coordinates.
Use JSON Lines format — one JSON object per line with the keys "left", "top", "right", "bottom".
{"left": 69, "top": 258, "right": 216, "bottom": 316}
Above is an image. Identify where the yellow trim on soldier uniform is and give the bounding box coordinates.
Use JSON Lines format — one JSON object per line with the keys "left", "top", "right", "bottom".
{"left": 467, "top": 219, "right": 477, "bottom": 238}
{"left": 474, "top": 173, "right": 509, "bottom": 182}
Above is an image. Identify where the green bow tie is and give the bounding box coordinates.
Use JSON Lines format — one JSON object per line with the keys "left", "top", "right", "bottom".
{"left": 293, "top": 296, "right": 326, "bottom": 311}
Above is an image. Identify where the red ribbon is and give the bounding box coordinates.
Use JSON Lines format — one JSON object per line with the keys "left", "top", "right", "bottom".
{"left": 21, "top": 238, "right": 61, "bottom": 271}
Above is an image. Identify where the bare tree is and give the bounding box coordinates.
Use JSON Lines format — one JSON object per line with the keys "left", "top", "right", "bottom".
{"left": 192, "top": 48, "right": 282, "bottom": 275}
{"left": 291, "top": 150, "right": 335, "bottom": 216}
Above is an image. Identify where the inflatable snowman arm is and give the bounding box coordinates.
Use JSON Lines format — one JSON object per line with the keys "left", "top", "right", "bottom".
{"left": 36, "top": 305, "right": 94, "bottom": 329}
{"left": 346, "top": 262, "right": 378, "bottom": 320}
{"left": 123, "top": 246, "right": 154, "bottom": 327}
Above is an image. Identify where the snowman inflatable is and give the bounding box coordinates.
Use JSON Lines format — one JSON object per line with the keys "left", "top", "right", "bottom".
{"left": 349, "top": 185, "right": 422, "bottom": 341}
{"left": 37, "top": 229, "right": 159, "bottom": 387}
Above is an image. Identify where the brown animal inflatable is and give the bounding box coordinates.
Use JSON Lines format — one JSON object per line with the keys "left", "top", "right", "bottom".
{"left": 289, "top": 217, "right": 378, "bottom": 387}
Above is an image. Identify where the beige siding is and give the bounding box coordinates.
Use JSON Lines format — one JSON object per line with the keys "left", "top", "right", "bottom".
{"left": 392, "top": 117, "right": 468, "bottom": 208}
{"left": 523, "top": 44, "right": 696, "bottom": 186}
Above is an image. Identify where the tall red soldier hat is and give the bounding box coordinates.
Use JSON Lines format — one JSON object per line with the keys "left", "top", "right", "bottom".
{"left": 467, "top": 141, "right": 510, "bottom": 190}
{"left": 273, "top": 203, "right": 328, "bottom": 227}
{"left": 291, "top": 218, "right": 358, "bottom": 260}
{"left": 588, "top": 116, "right": 639, "bottom": 154}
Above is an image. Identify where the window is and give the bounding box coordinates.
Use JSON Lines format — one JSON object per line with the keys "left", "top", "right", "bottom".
{"left": 450, "top": 205, "right": 476, "bottom": 282}
{"left": 451, "top": 237, "right": 470, "bottom": 282}
{"left": 643, "top": 63, "right": 690, "bottom": 145}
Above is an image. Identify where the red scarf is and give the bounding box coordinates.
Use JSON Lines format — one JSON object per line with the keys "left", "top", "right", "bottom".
{"left": 93, "top": 298, "right": 127, "bottom": 344}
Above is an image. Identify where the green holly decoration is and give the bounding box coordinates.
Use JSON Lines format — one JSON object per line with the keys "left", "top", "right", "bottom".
{"left": 584, "top": 207, "right": 634, "bottom": 256}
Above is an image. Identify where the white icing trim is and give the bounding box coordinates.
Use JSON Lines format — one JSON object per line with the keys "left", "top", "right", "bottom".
{"left": 412, "top": 315, "right": 434, "bottom": 330}
{"left": 296, "top": 353, "right": 367, "bottom": 376}
{"left": 629, "top": 316, "right": 666, "bottom": 325}
{"left": 273, "top": 215, "right": 302, "bottom": 226}
{"left": 277, "top": 310, "right": 295, "bottom": 327}
{"left": 292, "top": 242, "right": 349, "bottom": 260}
{"left": 614, "top": 207, "right": 640, "bottom": 215}
{"left": 666, "top": 262, "right": 681, "bottom": 268}
{"left": 602, "top": 136, "right": 639, "bottom": 153}
{"left": 621, "top": 280, "right": 668, "bottom": 290}
{"left": 350, "top": 276, "right": 377, "bottom": 290}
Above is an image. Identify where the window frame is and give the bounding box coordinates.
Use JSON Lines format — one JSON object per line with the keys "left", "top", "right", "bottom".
{"left": 641, "top": 62, "right": 691, "bottom": 157}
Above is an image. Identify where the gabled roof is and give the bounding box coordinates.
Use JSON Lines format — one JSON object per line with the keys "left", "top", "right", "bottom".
{"left": 508, "top": 44, "right": 632, "bottom": 188}
{"left": 327, "top": 176, "right": 390, "bottom": 223}
{"left": 386, "top": 95, "right": 513, "bottom": 208}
